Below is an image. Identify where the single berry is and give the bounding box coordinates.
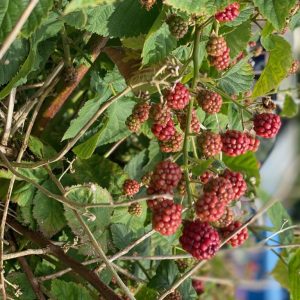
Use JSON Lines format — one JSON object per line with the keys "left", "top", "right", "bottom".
{"left": 215, "top": 2, "right": 240, "bottom": 22}
{"left": 212, "top": 206, "right": 234, "bottom": 228}
{"left": 148, "top": 161, "right": 182, "bottom": 194}
{"left": 246, "top": 133, "right": 260, "bottom": 152}
{"left": 221, "top": 130, "right": 250, "bottom": 157}
{"left": 203, "top": 177, "right": 235, "bottom": 203}
{"left": 176, "top": 259, "right": 189, "bottom": 273}
{"left": 160, "top": 131, "right": 183, "bottom": 153}
{"left": 167, "top": 15, "right": 188, "bottom": 39}
{"left": 140, "top": 0, "right": 156, "bottom": 10}
{"left": 195, "top": 193, "right": 226, "bottom": 222}
{"left": 199, "top": 171, "right": 215, "bottom": 184}
{"left": 207, "top": 36, "right": 228, "bottom": 57}
{"left": 177, "top": 109, "right": 201, "bottom": 133}
{"left": 126, "top": 115, "right": 141, "bottom": 132}
{"left": 210, "top": 47, "right": 230, "bottom": 71}
{"left": 198, "top": 131, "right": 222, "bottom": 158}
{"left": 152, "top": 199, "right": 182, "bottom": 236}
{"left": 192, "top": 280, "right": 205, "bottom": 295}
{"left": 197, "top": 90, "right": 223, "bottom": 114}
{"left": 132, "top": 102, "right": 151, "bottom": 123}
{"left": 166, "top": 83, "right": 190, "bottom": 110}
{"left": 180, "top": 220, "right": 221, "bottom": 260}
{"left": 221, "top": 221, "right": 249, "bottom": 247}
{"left": 150, "top": 103, "right": 172, "bottom": 123}
{"left": 151, "top": 119, "right": 176, "bottom": 141}
{"left": 128, "top": 202, "right": 143, "bottom": 217}
{"left": 253, "top": 113, "right": 281, "bottom": 138}
{"left": 289, "top": 60, "right": 300, "bottom": 75}
{"left": 221, "top": 169, "right": 247, "bottom": 200}
{"left": 165, "top": 290, "right": 182, "bottom": 300}
{"left": 123, "top": 179, "right": 140, "bottom": 196}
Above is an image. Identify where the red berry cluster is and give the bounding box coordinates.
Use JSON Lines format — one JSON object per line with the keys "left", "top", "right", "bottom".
{"left": 221, "top": 130, "right": 251, "bottom": 157}
{"left": 126, "top": 102, "right": 151, "bottom": 132}
{"left": 123, "top": 179, "right": 140, "bottom": 196}
{"left": 221, "top": 169, "right": 247, "bottom": 200}
{"left": 198, "top": 131, "right": 222, "bottom": 158}
{"left": 199, "top": 171, "right": 215, "bottom": 184}
{"left": 197, "top": 90, "right": 223, "bottom": 114}
{"left": 207, "top": 36, "right": 230, "bottom": 71}
{"left": 166, "top": 83, "right": 190, "bottom": 110}
{"left": 177, "top": 109, "right": 201, "bottom": 133}
{"left": 253, "top": 113, "right": 281, "bottom": 138}
{"left": 215, "top": 2, "right": 240, "bottom": 22}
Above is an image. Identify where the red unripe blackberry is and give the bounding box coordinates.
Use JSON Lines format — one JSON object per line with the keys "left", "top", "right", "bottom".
{"left": 221, "top": 130, "right": 250, "bottom": 157}
{"left": 253, "top": 113, "right": 281, "bottom": 138}
{"left": 207, "top": 36, "right": 228, "bottom": 57}
{"left": 213, "top": 206, "right": 234, "bottom": 228}
{"left": 197, "top": 90, "right": 223, "bottom": 114}
{"left": 195, "top": 193, "right": 226, "bottom": 222}
{"left": 128, "top": 202, "right": 142, "bottom": 216}
{"left": 221, "top": 169, "right": 247, "bottom": 200}
{"left": 140, "top": 0, "right": 156, "bottom": 10}
{"left": 198, "top": 131, "right": 222, "bottom": 158}
{"left": 150, "top": 103, "right": 172, "bottom": 123}
{"left": 203, "top": 177, "right": 235, "bottom": 203}
{"left": 165, "top": 290, "right": 182, "bottom": 300}
{"left": 289, "top": 60, "right": 300, "bottom": 75}
{"left": 246, "top": 134, "right": 260, "bottom": 152}
{"left": 199, "top": 171, "right": 215, "bottom": 184}
{"left": 126, "top": 115, "right": 141, "bottom": 132}
{"left": 210, "top": 47, "right": 230, "bottom": 71}
{"left": 152, "top": 199, "right": 182, "bottom": 236}
{"left": 151, "top": 119, "right": 176, "bottom": 141}
{"left": 160, "top": 131, "right": 183, "bottom": 153}
{"left": 166, "top": 83, "right": 190, "bottom": 110}
{"left": 132, "top": 102, "right": 151, "bottom": 123}
{"left": 215, "top": 2, "right": 240, "bottom": 22}
{"left": 177, "top": 109, "right": 201, "bottom": 133}
{"left": 192, "top": 280, "right": 204, "bottom": 295}
{"left": 147, "top": 196, "right": 168, "bottom": 210}
{"left": 179, "top": 220, "right": 221, "bottom": 260}
{"left": 167, "top": 15, "right": 188, "bottom": 40}
{"left": 123, "top": 179, "right": 140, "bottom": 196}
{"left": 176, "top": 259, "right": 189, "bottom": 273}
{"left": 221, "top": 221, "right": 249, "bottom": 247}
{"left": 148, "top": 160, "right": 182, "bottom": 194}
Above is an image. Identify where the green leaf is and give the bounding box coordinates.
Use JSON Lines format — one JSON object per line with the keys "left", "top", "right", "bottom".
{"left": 51, "top": 279, "right": 92, "bottom": 300}
{"left": 136, "top": 286, "right": 158, "bottom": 300}
{"left": 124, "top": 149, "right": 148, "bottom": 180}
{"left": 280, "top": 94, "right": 298, "bottom": 118}
{"left": 253, "top": 0, "right": 296, "bottom": 30}
{"left": 218, "top": 56, "right": 254, "bottom": 95}
{"left": 272, "top": 256, "right": 289, "bottom": 290}
{"left": 252, "top": 36, "right": 292, "bottom": 97}
{"left": 142, "top": 23, "right": 177, "bottom": 65}
{"left": 62, "top": 91, "right": 111, "bottom": 140}
{"left": 64, "top": 184, "right": 113, "bottom": 255}
{"left": 227, "top": 103, "right": 243, "bottom": 130}
{"left": 143, "top": 140, "right": 163, "bottom": 173}
{"left": 33, "top": 179, "right": 66, "bottom": 237}
{"left": 223, "top": 151, "right": 260, "bottom": 184}
{"left": 178, "top": 279, "right": 198, "bottom": 300}
{"left": 111, "top": 223, "right": 135, "bottom": 249}
{"left": 290, "top": 11, "right": 300, "bottom": 30}
{"left": 149, "top": 261, "right": 179, "bottom": 290}
{"left": 28, "top": 136, "right": 57, "bottom": 159}
{"left": 289, "top": 249, "right": 300, "bottom": 300}
{"left": 65, "top": 0, "right": 117, "bottom": 13}
{"left": 6, "top": 273, "right": 35, "bottom": 300}
{"left": 203, "top": 113, "right": 228, "bottom": 132}
{"left": 12, "top": 182, "right": 37, "bottom": 206}
{"left": 223, "top": 21, "right": 251, "bottom": 58}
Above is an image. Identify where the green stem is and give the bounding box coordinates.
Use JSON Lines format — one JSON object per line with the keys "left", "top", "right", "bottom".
{"left": 61, "top": 26, "right": 72, "bottom": 67}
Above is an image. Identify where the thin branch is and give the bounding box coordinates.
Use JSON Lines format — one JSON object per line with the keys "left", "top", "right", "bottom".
{"left": 0, "top": 0, "right": 39, "bottom": 60}
{"left": 104, "top": 137, "right": 127, "bottom": 158}
{"left": 3, "top": 248, "right": 49, "bottom": 261}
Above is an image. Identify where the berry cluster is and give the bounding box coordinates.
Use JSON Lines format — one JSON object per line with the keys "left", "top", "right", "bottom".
{"left": 192, "top": 280, "right": 205, "bottom": 295}
{"left": 167, "top": 15, "right": 188, "bottom": 40}
{"left": 123, "top": 179, "right": 140, "bottom": 196}
{"left": 177, "top": 109, "right": 201, "bottom": 133}
{"left": 126, "top": 102, "right": 151, "bottom": 132}
{"left": 197, "top": 131, "right": 222, "bottom": 158}
{"left": 253, "top": 113, "right": 281, "bottom": 138}
{"left": 215, "top": 2, "right": 240, "bottom": 22}
{"left": 197, "top": 90, "right": 223, "bottom": 114}
{"left": 207, "top": 36, "right": 230, "bottom": 71}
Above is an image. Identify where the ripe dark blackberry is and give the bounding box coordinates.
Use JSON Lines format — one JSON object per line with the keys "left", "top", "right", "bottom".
{"left": 253, "top": 113, "right": 281, "bottom": 138}
{"left": 246, "top": 133, "right": 260, "bottom": 152}
{"left": 148, "top": 160, "right": 182, "bottom": 194}
{"left": 215, "top": 2, "right": 240, "bottom": 22}
{"left": 177, "top": 109, "right": 201, "bottom": 133}
{"left": 165, "top": 290, "right": 182, "bottom": 300}
{"left": 195, "top": 193, "right": 226, "bottom": 222}
{"left": 140, "top": 0, "right": 156, "bottom": 10}
{"left": 210, "top": 47, "right": 230, "bottom": 71}
{"left": 126, "top": 115, "right": 141, "bottom": 132}
{"left": 221, "top": 169, "right": 247, "bottom": 200}
{"left": 160, "top": 131, "right": 183, "bottom": 153}
{"left": 289, "top": 60, "right": 300, "bottom": 75}
{"left": 176, "top": 259, "right": 189, "bottom": 273}
{"left": 192, "top": 279, "right": 204, "bottom": 295}
{"left": 128, "top": 202, "right": 142, "bottom": 216}
{"left": 221, "top": 221, "right": 249, "bottom": 247}
{"left": 213, "top": 207, "right": 234, "bottom": 228}
{"left": 199, "top": 171, "right": 215, "bottom": 184}
{"left": 150, "top": 103, "right": 172, "bottom": 123}
{"left": 166, "top": 83, "right": 190, "bottom": 110}
{"left": 151, "top": 119, "right": 175, "bottom": 141}
{"left": 132, "top": 102, "right": 151, "bottom": 123}
{"left": 167, "top": 15, "right": 188, "bottom": 40}
{"left": 152, "top": 199, "right": 182, "bottom": 236}
{"left": 221, "top": 130, "right": 250, "bottom": 157}
{"left": 179, "top": 220, "right": 221, "bottom": 260}
{"left": 203, "top": 177, "right": 235, "bottom": 203}
{"left": 207, "top": 36, "right": 228, "bottom": 57}
{"left": 123, "top": 179, "right": 140, "bottom": 196}
{"left": 198, "top": 131, "right": 222, "bottom": 158}
{"left": 197, "top": 90, "right": 223, "bottom": 114}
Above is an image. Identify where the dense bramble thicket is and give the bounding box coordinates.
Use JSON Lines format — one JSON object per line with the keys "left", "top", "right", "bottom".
{"left": 0, "top": 0, "right": 300, "bottom": 299}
